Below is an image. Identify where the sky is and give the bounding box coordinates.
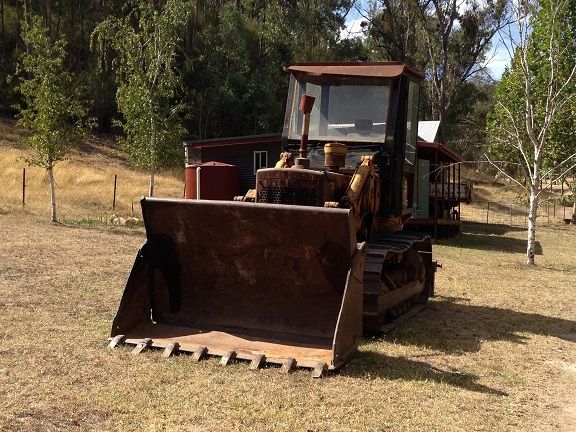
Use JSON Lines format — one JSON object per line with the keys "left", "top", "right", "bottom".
{"left": 342, "top": 2, "right": 512, "bottom": 80}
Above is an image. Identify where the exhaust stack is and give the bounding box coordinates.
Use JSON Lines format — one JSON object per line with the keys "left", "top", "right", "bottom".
{"left": 294, "top": 94, "right": 315, "bottom": 169}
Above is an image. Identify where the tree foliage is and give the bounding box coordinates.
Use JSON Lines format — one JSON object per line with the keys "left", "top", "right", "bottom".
{"left": 366, "top": 0, "right": 510, "bottom": 144}
{"left": 92, "top": 0, "right": 190, "bottom": 195}
{"left": 0, "top": 0, "right": 515, "bottom": 174}
{"left": 181, "top": 0, "right": 359, "bottom": 139}
{"left": 487, "top": 0, "right": 576, "bottom": 180}
{"left": 486, "top": 0, "right": 576, "bottom": 262}
{"left": 12, "top": 13, "right": 93, "bottom": 221}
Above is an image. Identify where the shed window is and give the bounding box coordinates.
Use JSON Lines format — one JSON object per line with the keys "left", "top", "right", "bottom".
{"left": 254, "top": 151, "right": 268, "bottom": 174}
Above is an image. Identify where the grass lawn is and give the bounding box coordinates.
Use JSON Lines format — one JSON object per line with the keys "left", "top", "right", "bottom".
{"left": 0, "top": 212, "right": 574, "bottom": 431}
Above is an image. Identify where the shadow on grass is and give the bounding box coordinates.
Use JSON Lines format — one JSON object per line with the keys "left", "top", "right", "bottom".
{"left": 343, "top": 296, "right": 575, "bottom": 394}
{"left": 461, "top": 222, "right": 526, "bottom": 235}
{"left": 343, "top": 351, "right": 508, "bottom": 396}
{"left": 439, "top": 225, "right": 542, "bottom": 255}
{"left": 390, "top": 296, "right": 576, "bottom": 354}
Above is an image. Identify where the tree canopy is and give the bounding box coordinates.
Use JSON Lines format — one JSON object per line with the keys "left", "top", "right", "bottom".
{"left": 12, "top": 13, "right": 93, "bottom": 221}
{"left": 486, "top": 0, "right": 576, "bottom": 263}
{"left": 92, "top": 0, "right": 190, "bottom": 196}
{"left": 365, "top": 0, "right": 511, "bottom": 145}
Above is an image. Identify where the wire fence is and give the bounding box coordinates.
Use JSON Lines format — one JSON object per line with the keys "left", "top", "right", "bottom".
{"left": 460, "top": 200, "right": 573, "bottom": 227}
{"left": 3, "top": 166, "right": 574, "bottom": 228}
{"left": 3, "top": 166, "right": 184, "bottom": 224}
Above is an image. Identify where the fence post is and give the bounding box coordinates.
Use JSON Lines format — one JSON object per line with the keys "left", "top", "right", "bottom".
{"left": 112, "top": 174, "right": 117, "bottom": 210}
{"left": 547, "top": 202, "right": 550, "bottom": 225}
{"left": 22, "top": 168, "right": 26, "bottom": 206}
{"left": 486, "top": 202, "right": 490, "bottom": 224}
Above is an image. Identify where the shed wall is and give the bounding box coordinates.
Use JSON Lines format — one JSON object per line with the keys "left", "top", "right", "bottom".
{"left": 201, "top": 141, "right": 282, "bottom": 193}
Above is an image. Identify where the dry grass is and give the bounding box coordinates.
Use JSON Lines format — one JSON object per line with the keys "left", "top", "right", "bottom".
{"left": 0, "top": 213, "right": 574, "bottom": 431}
{"left": 0, "top": 118, "right": 183, "bottom": 222}
{"left": 458, "top": 166, "right": 572, "bottom": 226}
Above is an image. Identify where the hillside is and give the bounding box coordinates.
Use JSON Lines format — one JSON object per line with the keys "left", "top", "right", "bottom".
{"left": 0, "top": 118, "right": 183, "bottom": 222}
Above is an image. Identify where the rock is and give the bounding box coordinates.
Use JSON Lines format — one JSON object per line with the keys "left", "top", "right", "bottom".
{"left": 109, "top": 214, "right": 127, "bottom": 226}
{"left": 125, "top": 217, "right": 140, "bottom": 227}
{"left": 109, "top": 214, "right": 140, "bottom": 226}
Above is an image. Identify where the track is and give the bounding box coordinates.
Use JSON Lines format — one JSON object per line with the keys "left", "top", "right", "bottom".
{"left": 362, "top": 232, "right": 434, "bottom": 333}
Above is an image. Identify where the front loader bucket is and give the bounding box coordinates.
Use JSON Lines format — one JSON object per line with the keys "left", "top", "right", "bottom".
{"left": 110, "top": 198, "right": 365, "bottom": 375}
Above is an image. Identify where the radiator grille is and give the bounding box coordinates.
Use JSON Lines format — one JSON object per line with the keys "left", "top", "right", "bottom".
{"left": 258, "top": 187, "right": 317, "bottom": 206}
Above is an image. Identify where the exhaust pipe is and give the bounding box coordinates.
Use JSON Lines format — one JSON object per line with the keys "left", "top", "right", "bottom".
{"left": 294, "top": 94, "right": 315, "bottom": 169}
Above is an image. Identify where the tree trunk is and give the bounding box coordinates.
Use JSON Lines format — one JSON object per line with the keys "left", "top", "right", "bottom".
{"left": 47, "top": 165, "right": 58, "bottom": 222}
{"left": 149, "top": 169, "right": 155, "bottom": 197}
{"left": 44, "top": 0, "right": 52, "bottom": 34}
{"left": 526, "top": 189, "right": 538, "bottom": 265}
{"left": 571, "top": 202, "right": 576, "bottom": 225}
{"left": 149, "top": 116, "right": 156, "bottom": 197}
{"left": 438, "top": 95, "right": 447, "bottom": 144}
{"left": 1, "top": 0, "right": 5, "bottom": 41}
{"left": 22, "top": 0, "right": 32, "bottom": 53}
{"left": 55, "top": 0, "right": 62, "bottom": 37}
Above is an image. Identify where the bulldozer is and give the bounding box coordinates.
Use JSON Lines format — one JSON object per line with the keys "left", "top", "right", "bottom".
{"left": 109, "top": 62, "right": 436, "bottom": 377}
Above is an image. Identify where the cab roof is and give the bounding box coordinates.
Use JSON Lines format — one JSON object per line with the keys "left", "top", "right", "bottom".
{"left": 284, "top": 61, "right": 424, "bottom": 81}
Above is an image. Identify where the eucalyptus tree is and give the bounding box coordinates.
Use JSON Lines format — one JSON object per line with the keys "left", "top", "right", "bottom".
{"left": 13, "top": 14, "right": 93, "bottom": 222}
{"left": 180, "top": 0, "right": 357, "bottom": 140}
{"left": 365, "top": 0, "right": 511, "bottom": 143}
{"left": 486, "top": 0, "right": 576, "bottom": 264}
{"left": 92, "top": 0, "right": 189, "bottom": 197}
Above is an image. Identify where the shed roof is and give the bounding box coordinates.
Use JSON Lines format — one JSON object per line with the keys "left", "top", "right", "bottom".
{"left": 187, "top": 161, "right": 237, "bottom": 167}
{"left": 417, "top": 140, "right": 463, "bottom": 163}
{"left": 184, "top": 134, "right": 281, "bottom": 150}
{"left": 284, "top": 62, "right": 424, "bottom": 81}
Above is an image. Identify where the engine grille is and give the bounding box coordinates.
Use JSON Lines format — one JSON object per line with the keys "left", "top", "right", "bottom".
{"left": 258, "top": 187, "right": 317, "bottom": 206}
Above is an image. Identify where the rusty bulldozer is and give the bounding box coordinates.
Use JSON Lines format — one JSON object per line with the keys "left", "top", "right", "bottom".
{"left": 109, "top": 62, "right": 437, "bottom": 377}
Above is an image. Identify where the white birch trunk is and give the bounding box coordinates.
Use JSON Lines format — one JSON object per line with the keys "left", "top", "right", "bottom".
{"left": 149, "top": 116, "right": 156, "bottom": 197}
{"left": 526, "top": 187, "right": 538, "bottom": 265}
{"left": 47, "top": 165, "right": 57, "bottom": 222}
{"left": 149, "top": 169, "right": 155, "bottom": 197}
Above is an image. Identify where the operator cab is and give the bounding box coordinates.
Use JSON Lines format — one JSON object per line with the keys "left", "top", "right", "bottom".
{"left": 280, "top": 62, "right": 422, "bottom": 219}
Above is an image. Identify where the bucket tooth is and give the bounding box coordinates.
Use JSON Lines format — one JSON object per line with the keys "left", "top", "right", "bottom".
{"left": 131, "top": 338, "right": 152, "bottom": 355}
{"left": 249, "top": 354, "right": 266, "bottom": 371}
{"left": 162, "top": 342, "right": 180, "bottom": 358}
{"left": 220, "top": 351, "right": 236, "bottom": 366}
{"left": 312, "top": 362, "right": 328, "bottom": 379}
{"left": 280, "top": 358, "right": 296, "bottom": 374}
{"left": 108, "top": 334, "right": 125, "bottom": 349}
{"left": 191, "top": 346, "right": 207, "bottom": 362}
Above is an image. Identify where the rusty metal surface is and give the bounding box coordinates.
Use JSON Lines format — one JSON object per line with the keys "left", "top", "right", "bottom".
{"left": 122, "top": 323, "right": 335, "bottom": 365}
{"left": 111, "top": 197, "right": 363, "bottom": 371}
{"left": 284, "top": 62, "right": 424, "bottom": 81}
{"left": 362, "top": 232, "right": 433, "bottom": 332}
{"left": 256, "top": 168, "right": 326, "bottom": 207}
